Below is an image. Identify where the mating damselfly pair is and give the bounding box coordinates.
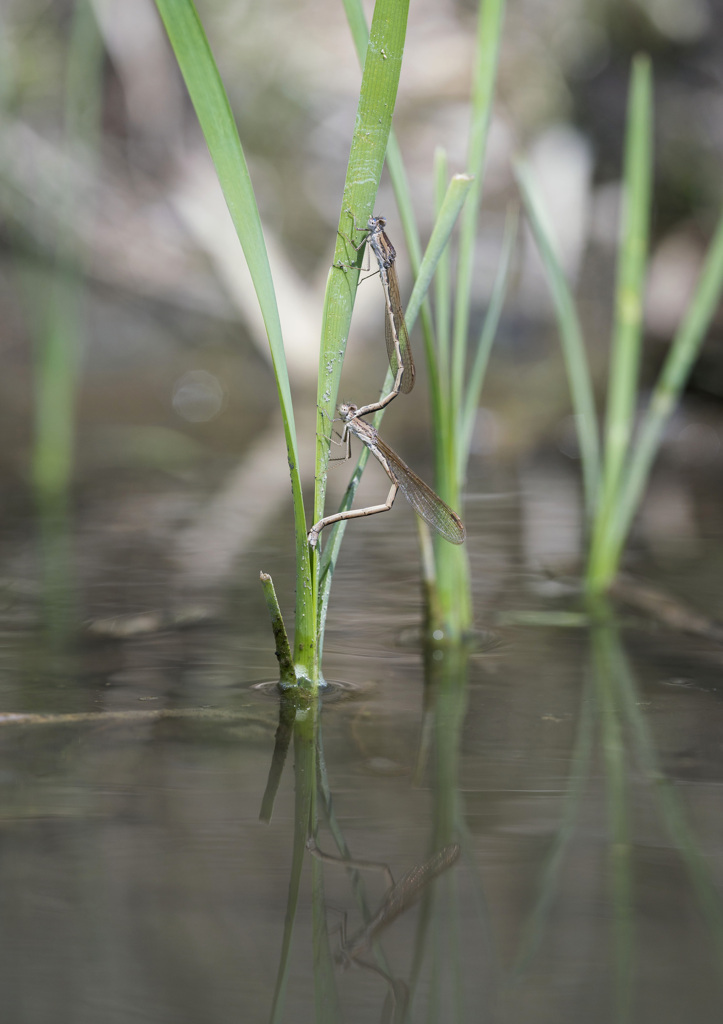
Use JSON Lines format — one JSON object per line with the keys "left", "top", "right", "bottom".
{"left": 308, "top": 837, "right": 461, "bottom": 969}
{"left": 308, "top": 215, "right": 465, "bottom": 548}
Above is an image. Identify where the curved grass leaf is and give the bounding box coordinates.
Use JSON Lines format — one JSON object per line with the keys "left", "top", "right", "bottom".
{"left": 152, "top": 0, "right": 314, "bottom": 668}
{"left": 515, "top": 160, "right": 601, "bottom": 517}
{"left": 587, "top": 57, "right": 723, "bottom": 591}
{"left": 451, "top": 0, "right": 506, "bottom": 415}
{"left": 603, "top": 206, "right": 723, "bottom": 578}
{"left": 587, "top": 56, "right": 652, "bottom": 591}
{"left": 457, "top": 204, "right": 518, "bottom": 483}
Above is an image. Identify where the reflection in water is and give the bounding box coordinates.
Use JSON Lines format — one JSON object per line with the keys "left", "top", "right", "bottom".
{"left": 591, "top": 621, "right": 723, "bottom": 1017}
{"left": 329, "top": 843, "right": 462, "bottom": 968}
{"left": 1, "top": 568, "right": 723, "bottom": 1022}
{"left": 37, "top": 498, "right": 79, "bottom": 647}
{"left": 308, "top": 839, "right": 460, "bottom": 1023}
{"left": 263, "top": 639, "right": 494, "bottom": 1023}
{"left": 501, "top": 615, "right": 723, "bottom": 1024}
{"left": 263, "top": 614, "right": 723, "bottom": 1022}
{"left": 309, "top": 836, "right": 460, "bottom": 971}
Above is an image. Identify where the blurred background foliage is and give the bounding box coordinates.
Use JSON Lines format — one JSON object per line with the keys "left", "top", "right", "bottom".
{"left": 2, "top": 0, "right": 723, "bottom": 603}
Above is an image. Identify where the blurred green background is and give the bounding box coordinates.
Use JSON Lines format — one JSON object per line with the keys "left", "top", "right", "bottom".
{"left": 2, "top": 0, "right": 723, "bottom": 605}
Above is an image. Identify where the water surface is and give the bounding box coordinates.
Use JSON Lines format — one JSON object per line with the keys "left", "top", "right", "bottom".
{"left": 0, "top": 500, "right": 722, "bottom": 1024}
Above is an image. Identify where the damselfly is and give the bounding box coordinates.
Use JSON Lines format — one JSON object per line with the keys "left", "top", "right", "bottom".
{"left": 340, "top": 843, "right": 461, "bottom": 966}
{"left": 364, "top": 215, "right": 415, "bottom": 398}
{"left": 339, "top": 213, "right": 415, "bottom": 408}
{"left": 308, "top": 839, "right": 461, "bottom": 967}
{"left": 308, "top": 403, "right": 466, "bottom": 547}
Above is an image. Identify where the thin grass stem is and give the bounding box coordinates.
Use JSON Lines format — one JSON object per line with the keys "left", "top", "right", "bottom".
{"left": 591, "top": 204, "right": 723, "bottom": 588}
{"left": 457, "top": 204, "right": 518, "bottom": 482}
{"left": 311, "top": 1, "right": 411, "bottom": 668}
{"left": 587, "top": 56, "right": 652, "bottom": 591}
{"left": 412, "top": 175, "right": 475, "bottom": 442}
{"left": 451, "top": 0, "right": 506, "bottom": 421}
{"left": 515, "top": 160, "right": 601, "bottom": 518}
{"left": 32, "top": 0, "right": 103, "bottom": 504}
{"left": 434, "top": 149, "right": 452, "bottom": 397}
{"left": 602, "top": 56, "right": 652, "bottom": 503}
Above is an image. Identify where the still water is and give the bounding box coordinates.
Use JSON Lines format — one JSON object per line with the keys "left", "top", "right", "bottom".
{"left": 0, "top": 496, "right": 722, "bottom": 1024}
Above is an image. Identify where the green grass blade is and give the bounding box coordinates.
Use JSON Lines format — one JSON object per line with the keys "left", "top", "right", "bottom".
{"left": 434, "top": 149, "right": 452, "bottom": 393}
{"left": 408, "top": 176, "right": 475, "bottom": 339}
{"left": 336, "top": 0, "right": 441, "bottom": 502}
{"left": 603, "top": 55, "right": 652, "bottom": 502}
{"left": 451, "top": 0, "right": 506, "bottom": 415}
{"left": 383, "top": 131, "right": 440, "bottom": 430}
{"left": 427, "top": 0, "right": 507, "bottom": 640}
{"left": 154, "top": 0, "right": 293, "bottom": 431}
{"left": 413, "top": 174, "right": 474, "bottom": 446}
{"left": 27, "top": 0, "right": 103, "bottom": 641}
{"left": 516, "top": 160, "right": 601, "bottom": 516}
{"left": 312, "top": 0, "right": 410, "bottom": 662}
{"left": 64, "top": 0, "right": 104, "bottom": 142}
{"left": 340, "top": 0, "right": 425, "bottom": 270}
{"left": 153, "top": 0, "right": 314, "bottom": 670}
{"left": 341, "top": 0, "right": 489, "bottom": 422}
{"left": 587, "top": 56, "right": 652, "bottom": 591}
{"left": 312, "top": 0, "right": 409, "bottom": 514}
{"left": 602, "top": 205, "right": 723, "bottom": 576}
{"left": 340, "top": 0, "right": 441, "bottom": 457}
{"left": 457, "top": 205, "right": 518, "bottom": 483}
{"left": 340, "top": 0, "right": 504, "bottom": 640}
{"left": 32, "top": 285, "right": 84, "bottom": 501}
{"left": 340, "top": 0, "right": 369, "bottom": 51}
{"left": 32, "top": 0, "right": 103, "bottom": 503}
{"left": 153, "top": 3, "right": 286, "bottom": 352}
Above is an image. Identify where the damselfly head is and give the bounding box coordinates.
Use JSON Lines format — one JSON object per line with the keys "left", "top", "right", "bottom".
{"left": 367, "top": 214, "right": 385, "bottom": 231}
{"left": 338, "top": 402, "right": 357, "bottom": 420}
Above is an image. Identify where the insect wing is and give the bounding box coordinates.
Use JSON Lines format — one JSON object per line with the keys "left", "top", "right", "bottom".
{"left": 384, "top": 263, "right": 415, "bottom": 395}
{"left": 366, "top": 217, "right": 415, "bottom": 394}
{"left": 376, "top": 438, "right": 465, "bottom": 544}
{"left": 384, "top": 844, "right": 461, "bottom": 919}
